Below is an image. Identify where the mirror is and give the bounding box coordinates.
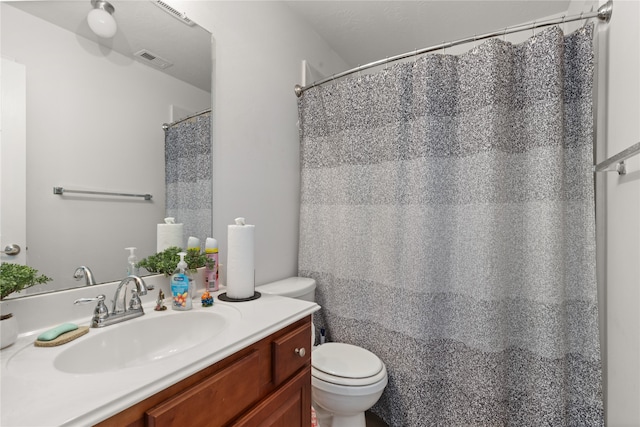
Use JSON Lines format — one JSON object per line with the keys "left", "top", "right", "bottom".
{"left": 0, "top": 1, "right": 213, "bottom": 297}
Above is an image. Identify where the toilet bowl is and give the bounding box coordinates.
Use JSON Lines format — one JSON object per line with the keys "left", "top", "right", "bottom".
{"left": 311, "top": 342, "right": 388, "bottom": 427}
{"left": 255, "top": 277, "right": 388, "bottom": 427}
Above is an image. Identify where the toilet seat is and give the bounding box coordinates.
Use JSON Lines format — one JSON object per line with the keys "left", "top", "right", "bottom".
{"left": 312, "top": 343, "right": 386, "bottom": 387}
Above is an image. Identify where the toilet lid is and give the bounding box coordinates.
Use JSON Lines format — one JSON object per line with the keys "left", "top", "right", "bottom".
{"left": 255, "top": 277, "right": 315, "bottom": 298}
{"left": 312, "top": 343, "right": 383, "bottom": 379}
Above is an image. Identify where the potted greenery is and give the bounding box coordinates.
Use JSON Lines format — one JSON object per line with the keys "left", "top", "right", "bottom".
{"left": 137, "top": 246, "right": 214, "bottom": 276}
{"left": 0, "top": 262, "right": 52, "bottom": 301}
{"left": 0, "top": 263, "right": 52, "bottom": 349}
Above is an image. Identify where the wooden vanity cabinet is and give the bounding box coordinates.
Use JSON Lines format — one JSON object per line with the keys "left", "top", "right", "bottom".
{"left": 95, "top": 316, "right": 311, "bottom": 427}
{"left": 233, "top": 367, "right": 311, "bottom": 426}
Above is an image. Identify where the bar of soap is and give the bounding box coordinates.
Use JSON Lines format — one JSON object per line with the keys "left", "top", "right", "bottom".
{"left": 36, "top": 323, "right": 78, "bottom": 342}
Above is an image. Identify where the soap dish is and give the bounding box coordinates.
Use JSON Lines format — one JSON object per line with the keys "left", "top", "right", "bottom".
{"left": 34, "top": 327, "right": 89, "bottom": 347}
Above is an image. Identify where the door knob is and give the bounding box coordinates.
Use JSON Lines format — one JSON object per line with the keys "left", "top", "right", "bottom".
{"left": 1, "top": 244, "right": 20, "bottom": 256}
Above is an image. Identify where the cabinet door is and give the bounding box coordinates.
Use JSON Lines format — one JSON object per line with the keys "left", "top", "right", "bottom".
{"left": 146, "top": 351, "right": 261, "bottom": 427}
{"left": 233, "top": 367, "right": 311, "bottom": 427}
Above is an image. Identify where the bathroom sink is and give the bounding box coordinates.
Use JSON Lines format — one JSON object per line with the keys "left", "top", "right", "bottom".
{"left": 54, "top": 310, "right": 235, "bottom": 374}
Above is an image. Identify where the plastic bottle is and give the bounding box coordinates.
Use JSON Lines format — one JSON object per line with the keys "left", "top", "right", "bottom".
{"left": 187, "top": 236, "right": 200, "bottom": 252}
{"left": 187, "top": 236, "right": 201, "bottom": 300}
{"left": 170, "top": 252, "right": 192, "bottom": 311}
{"left": 204, "top": 238, "right": 219, "bottom": 291}
{"left": 125, "top": 247, "right": 139, "bottom": 277}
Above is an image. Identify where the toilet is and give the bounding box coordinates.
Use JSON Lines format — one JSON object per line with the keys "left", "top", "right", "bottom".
{"left": 255, "top": 277, "right": 388, "bottom": 427}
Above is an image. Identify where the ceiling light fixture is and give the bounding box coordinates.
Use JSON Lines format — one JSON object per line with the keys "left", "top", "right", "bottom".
{"left": 87, "top": 0, "right": 117, "bottom": 38}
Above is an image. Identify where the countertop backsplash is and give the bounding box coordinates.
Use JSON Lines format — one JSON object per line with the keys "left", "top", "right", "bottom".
{"left": 0, "top": 274, "right": 173, "bottom": 336}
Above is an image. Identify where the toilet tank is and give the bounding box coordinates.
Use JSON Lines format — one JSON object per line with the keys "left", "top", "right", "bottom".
{"left": 255, "top": 277, "right": 316, "bottom": 302}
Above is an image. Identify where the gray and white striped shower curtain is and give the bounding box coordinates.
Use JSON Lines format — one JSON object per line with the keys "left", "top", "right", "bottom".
{"left": 297, "top": 26, "right": 602, "bottom": 426}
{"left": 164, "top": 111, "right": 212, "bottom": 247}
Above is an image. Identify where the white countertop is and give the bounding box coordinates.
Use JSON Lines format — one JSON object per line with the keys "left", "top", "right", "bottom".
{"left": 1, "top": 289, "right": 319, "bottom": 427}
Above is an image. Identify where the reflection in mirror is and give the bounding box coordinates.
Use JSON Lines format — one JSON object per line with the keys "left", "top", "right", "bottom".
{"left": 1, "top": 1, "right": 213, "bottom": 297}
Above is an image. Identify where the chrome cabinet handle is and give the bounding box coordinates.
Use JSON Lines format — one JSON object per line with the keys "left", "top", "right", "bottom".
{"left": 1, "top": 244, "right": 21, "bottom": 256}
{"left": 295, "top": 347, "right": 306, "bottom": 357}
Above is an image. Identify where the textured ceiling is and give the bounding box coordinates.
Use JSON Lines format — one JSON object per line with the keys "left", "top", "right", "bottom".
{"left": 10, "top": 1, "right": 574, "bottom": 93}
{"left": 284, "top": 1, "right": 572, "bottom": 68}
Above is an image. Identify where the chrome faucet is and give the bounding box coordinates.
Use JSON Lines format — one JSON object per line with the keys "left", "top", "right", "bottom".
{"left": 73, "top": 266, "right": 97, "bottom": 286}
{"left": 112, "top": 275, "right": 149, "bottom": 314}
{"left": 74, "top": 275, "right": 153, "bottom": 328}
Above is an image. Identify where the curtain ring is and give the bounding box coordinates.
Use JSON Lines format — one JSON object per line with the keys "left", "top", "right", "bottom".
{"left": 532, "top": 21, "right": 536, "bottom": 37}
{"left": 503, "top": 26, "right": 508, "bottom": 42}
{"left": 561, "top": 15, "right": 566, "bottom": 33}
{"left": 582, "top": 9, "right": 590, "bottom": 28}
{"left": 414, "top": 48, "right": 419, "bottom": 63}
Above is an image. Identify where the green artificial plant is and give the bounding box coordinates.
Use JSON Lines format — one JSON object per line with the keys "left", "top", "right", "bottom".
{"left": 137, "top": 246, "right": 214, "bottom": 277}
{"left": 0, "top": 263, "right": 52, "bottom": 301}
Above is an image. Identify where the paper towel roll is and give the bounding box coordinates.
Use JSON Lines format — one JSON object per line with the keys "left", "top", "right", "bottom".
{"left": 157, "top": 218, "right": 184, "bottom": 252}
{"left": 226, "top": 217, "right": 255, "bottom": 299}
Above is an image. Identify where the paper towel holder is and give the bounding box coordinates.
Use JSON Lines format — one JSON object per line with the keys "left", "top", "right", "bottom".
{"left": 218, "top": 291, "right": 261, "bottom": 302}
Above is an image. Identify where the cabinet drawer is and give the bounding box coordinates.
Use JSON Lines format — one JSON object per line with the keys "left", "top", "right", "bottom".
{"left": 272, "top": 322, "right": 310, "bottom": 385}
{"left": 146, "top": 350, "right": 261, "bottom": 427}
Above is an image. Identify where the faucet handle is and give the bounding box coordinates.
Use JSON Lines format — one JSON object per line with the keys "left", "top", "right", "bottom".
{"left": 74, "top": 294, "right": 105, "bottom": 305}
{"left": 129, "top": 290, "right": 142, "bottom": 310}
{"left": 74, "top": 294, "right": 109, "bottom": 324}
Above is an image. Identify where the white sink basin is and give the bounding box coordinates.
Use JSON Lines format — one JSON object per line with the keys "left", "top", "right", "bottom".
{"left": 54, "top": 310, "right": 235, "bottom": 374}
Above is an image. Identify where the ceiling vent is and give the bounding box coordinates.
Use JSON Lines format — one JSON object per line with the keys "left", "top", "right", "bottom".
{"left": 134, "top": 49, "right": 173, "bottom": 69}
{"left": 153, "top": 1, "right": 196, "bottom": 26}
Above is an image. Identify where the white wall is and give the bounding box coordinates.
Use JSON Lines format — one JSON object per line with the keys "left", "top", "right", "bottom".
{"left": 596, "top": 0, "right": 640, "bottom": 425}
{"left": 173, "top": 1, "right": 640, "bottom": 424}
{"left": 168, "top": 1, "right": 348, "bottom": 286}
{"left": 1, "top": 4, "right": 210, "bottom": 292}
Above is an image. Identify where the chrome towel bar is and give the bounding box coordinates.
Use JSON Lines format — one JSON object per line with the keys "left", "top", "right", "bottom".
{"left": 594, "top": 142, "right": 640, "bottom": 175}
{"left": 53, "top": 187, "right": 152, "bottom": 200}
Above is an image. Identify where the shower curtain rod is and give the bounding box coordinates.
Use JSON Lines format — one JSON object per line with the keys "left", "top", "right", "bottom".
{"left": 294, "top": 1, "right": 613, "bottom": 97}
{"left": 162, "top": 108, "right": 211, "bottom": 130}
